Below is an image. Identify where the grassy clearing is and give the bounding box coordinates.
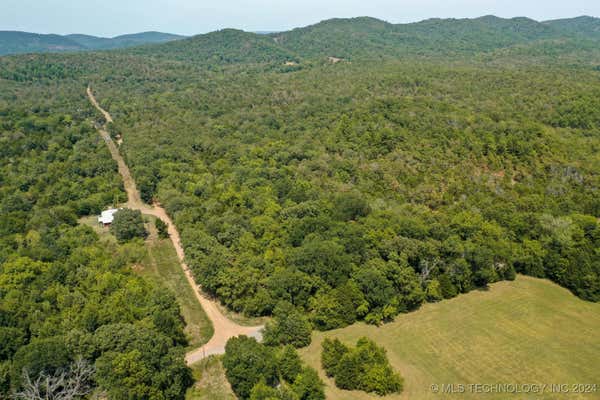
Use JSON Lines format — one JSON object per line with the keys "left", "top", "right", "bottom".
{"left": 78, "top": 215, "right": 117, "bottom": 244}
{"left": 299, "top": 275, "right": 600, "bottom": 400}
{"left": 186, "top": 356, "right": 236, "bottom": 400}
{"left": 138, "top": 216, "right": 214, "bottom": 348}
{"left": 81, "top": 214, "right": 213, "bottom": 348}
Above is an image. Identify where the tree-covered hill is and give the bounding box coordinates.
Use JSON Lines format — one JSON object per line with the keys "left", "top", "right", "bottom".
{"left": 273, "top": 15, "right": 600, "bottom": 60}
{"left": 129, "top": 28, "right": 300, "bottom": 65}
{"left": 544, "top": 16, "right": 600, "bottom": 40}
{"left": 0, "top": 31, "right": 84, "bottom": 55}
{"left": 270, "top": 17, "right": 398, "bottom": 59}
{"left": 3, "top": 15, "right": 600, "bottom": 61}
{"left": 0, "top": 30, "right": 185, "bottom": 56}
{"left": 126, "top": 15, "right": 600, "bottom": 66}
{"left": 68, "top": 31, "right": 186, "bottom": 50}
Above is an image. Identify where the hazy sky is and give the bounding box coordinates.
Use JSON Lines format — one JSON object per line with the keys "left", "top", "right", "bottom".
{"left": 2, "top": 0, "right": 599, "bottom": 37}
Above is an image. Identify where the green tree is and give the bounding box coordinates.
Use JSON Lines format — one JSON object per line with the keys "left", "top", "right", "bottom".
{"left": 110, "top": 208, "right": 147, "bottom": 242}
{"left": 278, "top": 345, "right": 303, "bottom": 383}
{"left": 263, "top": 302, "right": 312, "bottom": 348}
{"left": 292, "top": 367, "right": 325, "bottom": 400}
{"left": 321, "top": 338, "right": 349, "bottom": 377}
{"left": 322, "top": 337, "right": 403, "bottom": 395}
{"left": 156, "top": 218, "right": 170, "bottom": 239}
{"left": 223, "top": 336, "right": 278, "bottom": 399}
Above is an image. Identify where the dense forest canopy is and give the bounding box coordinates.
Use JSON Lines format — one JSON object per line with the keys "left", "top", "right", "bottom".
{"left": 0, "top": 74, "right": 191, "bottom": 397}
{"left": 1, "top": 14, "right": 599, "bottom": 398}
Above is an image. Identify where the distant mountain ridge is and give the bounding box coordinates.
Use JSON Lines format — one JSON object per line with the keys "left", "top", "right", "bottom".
{"left": 543, "top": 16, "right": 600, "bottom": 39}
{"left": 0, "top": 31, "right": 185, "bottom": 55}
{"left": 1, "top": 15, "right": 599, "bottom": 59}
{"left": 269, "top": 15, "right": 599, "bottom": 59}
{"left": 127, "top": 15, "right": 600, "bottom": 66}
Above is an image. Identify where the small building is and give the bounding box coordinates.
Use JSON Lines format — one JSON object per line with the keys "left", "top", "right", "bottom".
{"left": 98, "top": 208, "right": 121, "bottom": 227}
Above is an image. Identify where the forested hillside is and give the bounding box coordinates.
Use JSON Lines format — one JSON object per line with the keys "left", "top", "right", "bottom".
{"left": 544, "top": 15, "right": 600, "bottom": 39}
{"left": 0, "top": 31, "right": 185, "bottom": 56}
{"left": 1, "top": 14, "right": 599, "bottom": 399}
{"left": 133, "top": 15, "right": 600, "bottom": 64}
{"left": 0, "top": 73, "right": 191, "bottom": 397}
{"left": 0, "top": 31, "right": 84, "bottom": 55}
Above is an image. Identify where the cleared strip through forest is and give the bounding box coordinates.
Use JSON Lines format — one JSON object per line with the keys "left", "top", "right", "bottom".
{"left": 86, "top": 87, "right": 263, "bottom": 364}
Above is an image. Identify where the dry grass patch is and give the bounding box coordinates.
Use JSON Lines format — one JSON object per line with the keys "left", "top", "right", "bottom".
{"left": 186, "top": 356, "right": 236, "bottom": 400}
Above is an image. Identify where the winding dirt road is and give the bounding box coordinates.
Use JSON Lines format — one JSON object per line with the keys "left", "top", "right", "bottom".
{"left": 87, "top": 87, "right": 263, "bottom": 364}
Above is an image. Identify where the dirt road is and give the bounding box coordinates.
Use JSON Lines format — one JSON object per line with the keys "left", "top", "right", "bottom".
{"left": 87, "top": 87, "right": 263, "bottom": 364}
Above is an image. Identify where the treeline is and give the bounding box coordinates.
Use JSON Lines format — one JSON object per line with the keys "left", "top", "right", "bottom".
{"left": 0, "top": 83, "right": 191, "bottom": 398}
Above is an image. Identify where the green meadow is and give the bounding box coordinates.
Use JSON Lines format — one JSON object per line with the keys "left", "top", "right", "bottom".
{"left": 299, "top": 276, "right": 600, "bottom": 400}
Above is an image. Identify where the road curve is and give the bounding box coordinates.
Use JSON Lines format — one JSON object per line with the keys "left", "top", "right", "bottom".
{"left": 87, "top": 86, "right": 263, "bottom": 364}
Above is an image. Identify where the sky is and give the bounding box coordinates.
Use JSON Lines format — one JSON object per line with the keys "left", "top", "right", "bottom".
{"left": 2, "top": 0, "right": 599, "bottom": 37}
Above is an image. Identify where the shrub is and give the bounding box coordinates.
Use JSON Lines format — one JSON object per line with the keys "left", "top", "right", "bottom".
{"left": 321, "top": 338, "right": 349, "bottom": 377}
{"left": 321, "top": 337, "right": 403, "bottom": 396}
{"left": 155, "top": 218, "right": 169, "bottom": 238}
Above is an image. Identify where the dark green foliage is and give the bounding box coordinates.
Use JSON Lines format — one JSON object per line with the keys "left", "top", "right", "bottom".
{"left": 311, "top": 282, "right": 366, "bottom": 330}
{"left": 277, "top": 345, "right": 303, "bottom": 383}
{"left": 263, "top": 302, "right": 312, "bottom": 348}
{"left": 110, "top": 208, "right": 147, "bottom": 242}
{"left": 322, "top": 337, "right": 403, "bottom": 396}
{"left": 292, "top": 368, "right": 326, "bottom": 400}
{"left": 11, "top": 337, "right": 71, "bottom": 385}
{"left": 223, "top": 336, "right": 278, "bottom": 399}
{"left": 156, "top": 218, "right": 170, "bottom": 238}
{"left": 223, "top": 337, "right": 325, "bottom": 400}
{"left": 333, "top": 192, "right": 371, "bottom": 221}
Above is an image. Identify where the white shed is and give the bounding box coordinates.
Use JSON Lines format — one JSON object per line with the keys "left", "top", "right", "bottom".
{"left": 98, "top": 208, "right": 121, "bottom": 226}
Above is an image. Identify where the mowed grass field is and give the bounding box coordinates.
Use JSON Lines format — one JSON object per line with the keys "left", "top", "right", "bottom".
{"left": 137, "top": 216, "right": 214, "bottom": 349}
{"left": 299, "top": 275, "right": 600, "bottom": 400}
